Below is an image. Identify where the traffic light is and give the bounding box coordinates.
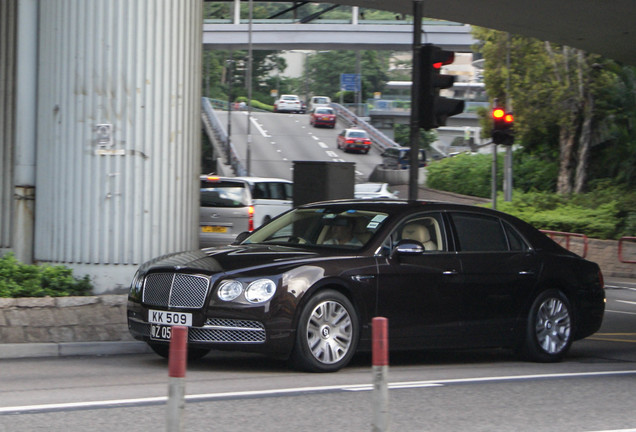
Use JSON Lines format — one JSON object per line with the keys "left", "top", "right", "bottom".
{"left": 418, "top": 44, "right": 465, "bottom": 130}
{"left": 491, "top": 107, "right": 514, "bottom": 145}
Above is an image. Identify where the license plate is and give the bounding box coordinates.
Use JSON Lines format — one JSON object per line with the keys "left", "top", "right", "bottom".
{"left": 150, "top": 324, "right": 173, "bottom": 341}
{"left": 148, "top": 309, "right": 192, "bottom": 326}
{"left": 201, "top": 225, "right": 228, "bottom": 233}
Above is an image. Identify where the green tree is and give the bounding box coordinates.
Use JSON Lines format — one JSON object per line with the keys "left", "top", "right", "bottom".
{"left": 305, "top": 50, "right": 389, "bottom": 101}
{"left": 473, "top": 28, "right": 631, "bottom": 194}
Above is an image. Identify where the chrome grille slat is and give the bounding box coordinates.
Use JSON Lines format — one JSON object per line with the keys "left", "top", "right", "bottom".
{"left": 128, "top": 318, "right": 265, "bottom": 344}
{"left": 142, "top": 273, "right": 210, "bottom": 309}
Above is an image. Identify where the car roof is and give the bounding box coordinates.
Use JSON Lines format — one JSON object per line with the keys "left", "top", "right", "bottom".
{"left": 200, "top": 175, "right": 292, "bottom": 184}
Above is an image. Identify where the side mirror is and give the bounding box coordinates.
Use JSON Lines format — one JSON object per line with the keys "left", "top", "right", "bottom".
{"left": 391, "top": 239, "right": 424, "bottom": 257}
{"left": 233, "top": 231, "right": 250, "bottom": 244}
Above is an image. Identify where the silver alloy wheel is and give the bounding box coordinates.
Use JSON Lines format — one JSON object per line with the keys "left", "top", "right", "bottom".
{"left": 535, "top": 297, "right": 571, "bottom": 354}
{"left": 306, "top": 300, "right": 353, "bottom": 364}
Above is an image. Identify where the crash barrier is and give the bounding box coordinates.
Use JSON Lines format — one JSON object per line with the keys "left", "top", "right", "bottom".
{"left": 372, "top": 317, "right": 389, "bottom": 432}
{"left": 167, "top": 326, "right": 188, "bottom": 432}
{"left": 619, "top": 236, "right": 636, "bottom": 264}
{"left": 201, "top": 97, "right": 247, "bottom": 176}
{"left": 540, "top": 230, "right": 589, "bottom": 259}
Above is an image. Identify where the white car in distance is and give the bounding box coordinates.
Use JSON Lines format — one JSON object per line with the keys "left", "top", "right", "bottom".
{"left": 274, "top": 94, "right": 302, "bottom": 113}
{"left": 354, "top": 182, "right": 399, "bottom": 199}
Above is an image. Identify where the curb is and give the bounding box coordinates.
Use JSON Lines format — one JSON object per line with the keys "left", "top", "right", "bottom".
{"left": 0, "top": 341, "right": 151, "bottom": 360}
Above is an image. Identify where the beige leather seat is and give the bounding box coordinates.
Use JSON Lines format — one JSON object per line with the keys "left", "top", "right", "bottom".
{"left": 401, "top": 223, "right": 437, "bottom": 251}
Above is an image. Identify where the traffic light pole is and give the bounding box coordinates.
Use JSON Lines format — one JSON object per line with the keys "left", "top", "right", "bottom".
{"left": 408, "top": 1, "right": 423, "bottom": 201}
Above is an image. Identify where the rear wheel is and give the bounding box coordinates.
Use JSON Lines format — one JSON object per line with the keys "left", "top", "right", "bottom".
{"left": 289, "top": 290, "right": 359, "bottom": 372}
{"left": 148, "top": 342, "right": 211, "bottom": 361}
{"left": 519, "top": 289, "right": 573, "bottom": 362}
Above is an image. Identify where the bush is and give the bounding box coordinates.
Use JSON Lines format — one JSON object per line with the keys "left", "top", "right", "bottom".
{"left": 495, "top": 193, "right": 621, "bottom": 239}
{"left": 427, "top": 154, "right": 634, "bottom": 240}
{"left": 0, "top": 253, "right": 92, "bottom": 298}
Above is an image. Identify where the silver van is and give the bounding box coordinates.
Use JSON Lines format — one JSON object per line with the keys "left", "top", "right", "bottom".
{"left": 200, "top": 176, "right": 293, "bottom": 247}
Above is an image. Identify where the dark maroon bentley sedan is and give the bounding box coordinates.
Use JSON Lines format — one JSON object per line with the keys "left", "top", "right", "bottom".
{"left": 127, "top": 200, "right": 605, "bottom": 372}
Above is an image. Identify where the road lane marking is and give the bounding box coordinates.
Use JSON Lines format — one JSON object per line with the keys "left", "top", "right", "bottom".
{"left": 588, "top": 332, "right": 636, "bottom": 343}
{"left": 249, "top": 115, "right": 270, "bottom": 137}
{"left": 606, "top": 309, "right": 636, "bottom": 316}
{"left": 2, "top": 370, "right": 636, "bottom": 415}
{"left": 318, "top": 142, "right": 328, "bottom": 148}
{"left": 616, "top": 300, "right": 636, "bottom": 306}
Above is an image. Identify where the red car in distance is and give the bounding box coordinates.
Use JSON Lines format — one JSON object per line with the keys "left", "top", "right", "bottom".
{"left": 309, "top": 107, "right": 336, "bottom": 128}
{"left": 337, "top": 128, "right": 372, "bottom": 154}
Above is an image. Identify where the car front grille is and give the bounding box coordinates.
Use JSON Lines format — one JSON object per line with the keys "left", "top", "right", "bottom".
{"left": 128, "top": 318, "right": 266, "bottom": 344}
{"left": 142, "top": 273, "right": 210, "bottom": 309}
{"left": 190, "top": 319, "right": 266, "bottom": 343}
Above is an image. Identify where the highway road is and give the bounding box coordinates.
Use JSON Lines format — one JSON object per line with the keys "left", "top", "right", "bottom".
{"left": 217, "top": 110, "right": 385, "bottom": 183}
{"left": 1, "top": 280, "right": 635, "bottom": 431}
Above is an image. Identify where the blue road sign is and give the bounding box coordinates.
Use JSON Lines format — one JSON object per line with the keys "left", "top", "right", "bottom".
{"left": 340, "top": 73, "right": 361, "bottom": 91}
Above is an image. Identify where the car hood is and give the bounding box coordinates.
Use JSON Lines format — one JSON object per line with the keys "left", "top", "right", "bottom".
{"left": 137, "top": 244, "right": 329, "bottom": 275}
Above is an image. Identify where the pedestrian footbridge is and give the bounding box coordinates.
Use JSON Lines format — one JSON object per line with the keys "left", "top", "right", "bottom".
{"left": 203, "top": 20, "right": 475, "bottom": 51}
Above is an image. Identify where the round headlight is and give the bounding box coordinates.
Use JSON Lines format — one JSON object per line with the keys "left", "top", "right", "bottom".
{"left": 245, "top": 279, "right": 277, "bottom": 303}
{"left": 217, "top": 280, "right": 243, "bottom": 301}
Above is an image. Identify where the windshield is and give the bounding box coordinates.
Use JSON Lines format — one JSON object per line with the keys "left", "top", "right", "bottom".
{"left": 242, "top": 207, "right": 389, "bottom": 248}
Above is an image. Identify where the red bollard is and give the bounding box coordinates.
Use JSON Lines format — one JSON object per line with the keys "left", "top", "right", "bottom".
{"left": 167, "top": 326, "right": 188, "bottom": 431}
{"left": 169, "top": 326, "right": 188, "bottom": 378}
{"left": 372, "top": 317, "right": 389, "bottom": 366}
{"left": 372, "top": 317, "right": 389, "bottom": 432}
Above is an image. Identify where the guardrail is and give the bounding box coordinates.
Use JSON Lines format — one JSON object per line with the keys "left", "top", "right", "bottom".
{"left": 331, "top": 103, "right": 399, "bottom": 153}
{"left": 540, "top": 230, "right": 589, "bottom": 258}
{"left": 201, "top": 97, "right": 247, "bottom": 176}
{"left": 619, "top": 236, "right": 636, "bottom": 264}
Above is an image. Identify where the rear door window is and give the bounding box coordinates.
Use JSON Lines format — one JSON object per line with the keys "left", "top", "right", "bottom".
{"left": 200, "top": 181, "right": 248, "bottom": 208}
{"left": 450, "top": 213, "right": 508, "bottom": 251}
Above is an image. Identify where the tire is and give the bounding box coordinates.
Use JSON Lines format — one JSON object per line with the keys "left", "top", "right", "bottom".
{"left": 519, "top": 289, "right": 573, "bottom": 362}
{"left": 289, "top": 290, "right": 359, "bottom": 372}
{"left": 147, "top": 342, "right": 211, "bottom": 361}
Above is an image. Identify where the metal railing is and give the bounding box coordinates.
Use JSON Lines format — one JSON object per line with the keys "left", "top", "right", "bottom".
{"left": 540, "top": 230, "right": 589, "bottom": 258}
{"left": 618, "top": 236, "right": 636, "bottom": 264}
{"left": 201, "top": 97, "right": 247, "bottom": 176}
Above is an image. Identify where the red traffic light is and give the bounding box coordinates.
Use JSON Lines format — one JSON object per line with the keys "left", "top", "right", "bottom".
{"left": 492, "top": 108, "right": 506, "bottom": 120}
{"left": 504, "top": 113, "right": 514, "bottom": 123}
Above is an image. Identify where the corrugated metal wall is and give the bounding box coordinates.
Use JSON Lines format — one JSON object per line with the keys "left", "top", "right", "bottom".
{"left": 34, "top": 0, "right": 202, "bottom": 292}
{"left": 0, "top": 1, "right": 16, "bottom": 251}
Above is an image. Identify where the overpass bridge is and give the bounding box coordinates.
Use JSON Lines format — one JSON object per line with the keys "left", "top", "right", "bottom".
{"left": 203, "top": 20, "right": 476, "bottom": 51}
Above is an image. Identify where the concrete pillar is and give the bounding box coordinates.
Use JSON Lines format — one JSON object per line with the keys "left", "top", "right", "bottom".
{"left": 34, "top": 1, "right": 203, "bottom": 293}
{"left": 12, "top": 0, "right": 38, "bottom": 264}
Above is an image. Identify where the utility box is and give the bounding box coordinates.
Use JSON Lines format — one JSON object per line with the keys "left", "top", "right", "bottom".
{"left": 293, "top": 161, "right": 355, "bottom": 207}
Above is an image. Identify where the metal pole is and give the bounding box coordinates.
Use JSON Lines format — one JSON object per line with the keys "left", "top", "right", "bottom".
{"left": 504, "top": 146, "right": 513, "bottom": 201}
{"left": 408, "top": 1, "right": 423, "bottom": 200}
{"left": 226, "top": 57, "right": 233, "bottom": 166}
{"left": 246, "top": 0, "right": 253, "bottom": 176}
{"left": 491, "top": 144, "right": 497, "bottom": 209}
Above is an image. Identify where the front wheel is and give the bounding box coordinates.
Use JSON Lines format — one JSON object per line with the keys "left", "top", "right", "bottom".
{"left": 289, "top": 290, "right": 359, "bottom": 372}
{"left": 519, "top": 289, "right": 573, "bottom": 362}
